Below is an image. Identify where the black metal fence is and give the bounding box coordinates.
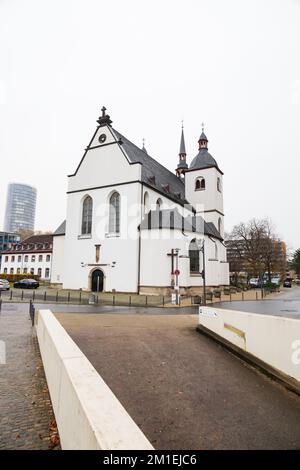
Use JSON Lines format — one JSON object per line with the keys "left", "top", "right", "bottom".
{"left": 0, "top": 285, "right": 280, "bottom": 308}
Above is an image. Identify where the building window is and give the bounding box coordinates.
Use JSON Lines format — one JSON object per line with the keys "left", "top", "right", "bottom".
{"left": 81, "top": 195, "right": 93, "bottom": 235}
{"left": 109, "top": 192, "right": 120, "bottom": 234}
{"left": 45, "top": 268, "right": 50, "bottom": 278}
{"left": 189, "top": 239, "right": 200, "bottom": 273}
{"left": 46, "top": 254, "right": 51, "bottom": 262}
{"left": 10, "top": 268, "right": 14, "bottom": 274}
{"left": 30, "top": 268, "right": 34, "bottom": 275}
{"left": 217, "top": 177, "right": 221, "bottom": 192}
{"left": 218, "top": 217, "right": 222, "bottom": 234}
{"left": 156, "top": 198, "right": 163, "bottom": 210}
{"left": 38, "top": 255, "right": 43, "bottom": 262}
{"left": 37, "top": 268, "right": 42, "bottom": 277}
{"left": 195, "top": 177, "right": 205, "bottom": 191}
{"left": 24, "top": 255, "right": 28, "bottom": 262}
{"left": 215, "top": 243, "right": 218, "bottom": 260}
{"left": 11, "top": 256, "right": 15, "bottom": 262}
{"left": 18, "top": 255, "right": 21, "bottom": 262}
{"left": 5, "top": 256, "right": 8, "bottom": 262}
{"left": 3, "top": 268, "right": 7, "bottom": 274}
{"left": 17, "top": 268, "right": 21, "bottom": 274}
{"left": 143, "top": 191, "right": 149, "bottom": 215}
{"left": 23, "top": 268, "right": 27, "bottom": 274}
{"left": 31, "top": 255, "right": 35, "bottom": 262}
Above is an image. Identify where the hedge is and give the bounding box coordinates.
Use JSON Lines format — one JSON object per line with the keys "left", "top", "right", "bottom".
{"left": 0, "top": 273, "right": 39, "bottom": 282}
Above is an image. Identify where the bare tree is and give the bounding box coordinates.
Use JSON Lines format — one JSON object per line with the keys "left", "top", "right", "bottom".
{"left": 227, "top": 218, "right": 286, "bottom": 283}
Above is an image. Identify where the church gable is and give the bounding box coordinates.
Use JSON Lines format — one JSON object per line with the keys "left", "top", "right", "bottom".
{"left": 68, "top": 109, "right": 141, "bottom": 193}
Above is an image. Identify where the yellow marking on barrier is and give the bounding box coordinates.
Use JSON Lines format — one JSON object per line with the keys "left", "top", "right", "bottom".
{"left": 224, "top": 323, "right": 245, "bottom": 339}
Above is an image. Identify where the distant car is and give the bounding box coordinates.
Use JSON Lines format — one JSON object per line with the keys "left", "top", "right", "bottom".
{"left": 0, "top": 279, "right": 10, "bottom": 291}
{"left": 271, "top": 277, "right": 281, "bottom": 286}
{"left": 283, "top": 278, "right": 292, "bottom": 288}
{"left": 249, "top": 278, "right": 259, "bottom": 287}
{"left": 13, "top": 279, "right": 39, "bottom": 289}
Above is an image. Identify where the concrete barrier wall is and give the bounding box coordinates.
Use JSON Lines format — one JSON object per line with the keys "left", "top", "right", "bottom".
{"left": 198, "top": 307, "right": 300, "bottom": 383}
{"left": 36, "top": 309, "right": 153, "bottom": 450}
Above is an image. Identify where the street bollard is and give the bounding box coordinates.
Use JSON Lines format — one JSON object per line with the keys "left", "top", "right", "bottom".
{"left": 21, "top": 290, "right": 24, "bottom": 301}
{"left": 44, "top": 291, "right": 47, "bottom": 301}
{"left": 68, "top": 292, "right": 70, "bottom": 303}
{"left": 113, "top": 295, "right": 115, "bottom": 306}
{"left": 79, "top": 291, "right": 82, "bottom": 304}
{"left": 10, "top": 290, "right": 12, "bottom": 300}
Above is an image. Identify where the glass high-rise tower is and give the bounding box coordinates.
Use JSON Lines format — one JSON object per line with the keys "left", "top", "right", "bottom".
{"left": 4, "top": 183, "right": 37, "bottom": 233}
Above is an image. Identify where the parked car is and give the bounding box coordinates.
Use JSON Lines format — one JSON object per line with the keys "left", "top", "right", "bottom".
{"left": 249, "top": 278, "right": 259, "bottom": 287}
{"left": 283, "top": 278, "right": 292, "bottom": 288}
{"left": 0, "top": 279, "right": 10, "bottom": 291}
{"left": 13, "top": 279, "right": 39, "bottom": 289}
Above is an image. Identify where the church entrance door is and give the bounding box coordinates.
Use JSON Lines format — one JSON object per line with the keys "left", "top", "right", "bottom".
{"left": 91, "top": 269, "right": 104, "bottom": 292}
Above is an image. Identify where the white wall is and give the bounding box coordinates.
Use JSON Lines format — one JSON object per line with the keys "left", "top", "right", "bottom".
{"left": 1, "top": 252, "right": 52, "bottom": 279}
{"left": 36, "top": 309, "right": 153, "bottom": 450}
{"left": 51, "top": 235, "right": 65, "bottom": 284}
{"left": 64, "top": 182, "right": 142, "bottom": 291}
{"left": 185, "top": 167, "right": 224, "bottom": 215}
{"left": 140, "top": 229, "right": 229, "bottom": 288}
{"left": 199, "top": 306, "right": 300, "bottom": 382}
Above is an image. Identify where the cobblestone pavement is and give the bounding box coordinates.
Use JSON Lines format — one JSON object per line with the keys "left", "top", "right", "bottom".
{"left": 0, "top": 303, "right": 59, "bottom": 449}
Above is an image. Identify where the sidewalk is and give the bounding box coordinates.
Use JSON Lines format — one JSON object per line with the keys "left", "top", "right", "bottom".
{"left": 0, "top": 304, "right": 59, "bottom": 449}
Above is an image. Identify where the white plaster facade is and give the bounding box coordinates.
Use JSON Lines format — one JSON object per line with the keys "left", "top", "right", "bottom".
{"left": 52, "top": 110, "right": 229, "bottom": 293}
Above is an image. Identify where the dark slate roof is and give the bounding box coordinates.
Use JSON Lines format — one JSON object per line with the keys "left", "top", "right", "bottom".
{"left": 54, "top": 220, "right": 66, "bottom": 236}
{"left": 1, "top": 234, "right": 53, "bottom": 254}
{"left": 199, "top": 131, "right": 208, "bottom": 141}
{"left": 113, "top": 129, "right": 188, "bottom": 205}
{"left": 189, "top": 149, "right": 221, "bottom": 171}
{"left": 140, "top": 209, "right": 223, "bottom": 240}
{"left": 179, "top": 128, "right": 186, "bottom": 155}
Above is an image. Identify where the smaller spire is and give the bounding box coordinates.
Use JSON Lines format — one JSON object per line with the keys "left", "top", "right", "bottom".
{"left": 142, "top": 138, "right": 147, "bottom": 154}
{"left": 198, "top": 122, "right": 208, "bottom": 149}
{"left": 179, "top": 126, "right": 186, "bottom": 156}
{"left": 176, "top": 123, "right": 188, "bottom": 177}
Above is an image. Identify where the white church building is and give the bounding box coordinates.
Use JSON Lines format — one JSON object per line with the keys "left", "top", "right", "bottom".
{"left": 51, "top": 107, "right": 229, "bottom": 294}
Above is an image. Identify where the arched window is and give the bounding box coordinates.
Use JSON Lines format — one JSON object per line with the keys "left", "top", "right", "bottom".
{"left": 189, "top": 239, "right": 200, "bottom": 273}
{"left": 195, "top": 177, "right": 205, "bottom": 191}
{"left": 217, "top": 177, "right": 221, "bottom": 192}
{"left": 81, "top": 195, "right": 93, "bottom": 235}
{"left": 109, "top": 192, "right": 120, "bottom": 233}
{"left": 215, "top": 243, "right": 218, "bottom": 260}
{"left": 144, "top": 191, "right": 149, "bottom": 215}
{"left": 156, "top": 198, "right": 163, "bottom": 210}
{"left": 218, "top": 217, "right": 222, "bottom": 234}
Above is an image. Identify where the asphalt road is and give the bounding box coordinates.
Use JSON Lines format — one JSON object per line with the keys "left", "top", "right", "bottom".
{"left": 213, "top": 286, "right": 300, "bottom": 318}
{"left": 57, "top": 312, "right": 300, "bottom": 450}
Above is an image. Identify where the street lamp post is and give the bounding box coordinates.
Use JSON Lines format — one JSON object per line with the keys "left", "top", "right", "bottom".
{"left": 197, "top": 240, "right": 206, "bottom": 306}
{"left": 174, "top": 248, "right": 180, "bottom": 305}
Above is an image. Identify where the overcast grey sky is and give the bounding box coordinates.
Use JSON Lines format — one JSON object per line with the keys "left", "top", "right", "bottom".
{"left": 0, "top": 0, "right": 299, "bottom": 250}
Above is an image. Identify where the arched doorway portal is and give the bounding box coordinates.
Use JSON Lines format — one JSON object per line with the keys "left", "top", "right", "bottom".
{"left": 91, "top": 269, "right": 104, "bottom": 292}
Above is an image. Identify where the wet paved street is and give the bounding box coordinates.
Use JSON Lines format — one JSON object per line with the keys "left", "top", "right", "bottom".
{"left": 0, "top": 303, "right": 58, "bottom": 449}
{"left": 214, "top": 286, "right": 300, "bottom": 319}
{"left": 57, "top": 312, "right": 300, "bottom": 450}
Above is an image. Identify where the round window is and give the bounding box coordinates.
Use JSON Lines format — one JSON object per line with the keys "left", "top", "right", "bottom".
{"left": 98, "top": 133, "right": 107, "bottom": 144}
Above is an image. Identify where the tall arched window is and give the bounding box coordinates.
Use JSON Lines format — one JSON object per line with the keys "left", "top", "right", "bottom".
{"left": 144, "top": 191, "right": 149, "bottom": 215}
{"left": 81, "top": 196, "right": 93, "bottom": 235}
{"left": 189, "top": 239, "right": 200, "bottom": 273}
{"left": 156, "top": 198, "right": 163, "bottom": 210}
{"left": 218, "top": 217, "right": 222, "bottom": 234}
{"left": 217, "top": 177, "right": 221, "bottom": 192}
{"left": 109, "top": 192, "right": 120, "bottom": 233}
{"left": 195, "top": 177, "right": 205, "bottom": 191}
{"left": 215, "top": 242, "right": 218, "bottom": 260}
